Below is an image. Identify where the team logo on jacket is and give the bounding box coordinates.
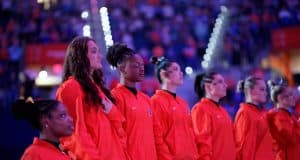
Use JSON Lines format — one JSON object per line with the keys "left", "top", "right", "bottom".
{"left": 147, "top": 108, "right": 153, "bottom": 117}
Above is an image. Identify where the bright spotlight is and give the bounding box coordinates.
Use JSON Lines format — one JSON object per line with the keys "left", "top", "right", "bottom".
{"left": 100, "top": 7, "right": 108, "bottom": 14}
{"left": 204, "top": 54, "right": 211, "bottom": 61}
{"left": 201, "top": 61, "right": 209, "bottom": 69}
{"left": 81, "top": 11, "right": 89, "bottom": 19}
{"left": 38, "top": 70, "right": 48, "bottom": 79}
{"left": 185, "top": 66, "right": 193, "bottom": 75}
{"left": 83, "top": 25, "right": 91, "bottom": 37}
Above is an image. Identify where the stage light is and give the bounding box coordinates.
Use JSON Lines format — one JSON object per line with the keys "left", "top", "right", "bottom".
{"left": 201, "top": 5, "right": 229, "bottom": 70}
{"left": 99, "top": 7, "right": 114, "bottom": 47}
{"left": 100, "top": 7, "right": 108, "bottom": 14}
{"left": 201, "top": 61, "right": 209, "bottom": 69}
{"left": 81, "top": 11, "right": 89, "bottom": 19}
{"left": 204, "top": 54, "right": 211, "bottom": 61}
{"left": 185, "top": 66, "right": 193, "bottom": 75}
{"left": 38, "top": 70, "right": 48, "bottom": 79}
{"left": 83, "top": 24, "right": 91, "bottom": 37}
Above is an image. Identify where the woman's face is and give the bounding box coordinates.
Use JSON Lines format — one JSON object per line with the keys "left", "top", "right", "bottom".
{"left": 46, "top": 104, "right": 74, "bottom": 138}
{"left": 164, "top": 62, "right": 183, "bottom": 86}
{"left": 249, "top": 79, "right": 267, "bottom": 104}
{"left": 123, "top": 54, "right": 145, "bottom": 82}
{"left": 278, "top": 87, "right": 295, "bottom": 108}
{"left": 206, "top": 74, "right": 227, "bottom": 99}
{"left": 87, "top": 40, "right": 102, "bottom": 71}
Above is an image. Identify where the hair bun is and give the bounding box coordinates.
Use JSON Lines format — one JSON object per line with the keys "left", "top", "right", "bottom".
{"left": 11, "top": 99, "right": 34, "bottom": 120}
{"left": 236, "top": 80, "right": 245, "bottom": 93}
{"left": 267, "top": 80, "right": 276, "bottom": 89}
{"left": 107, "top": 43, "right": 134, "bottom": 67}
{"left": 150, "top": 56, "right": 168, "bottom": 65}
{"left": 150, "top": 56, "right": 159, "bottom": 65}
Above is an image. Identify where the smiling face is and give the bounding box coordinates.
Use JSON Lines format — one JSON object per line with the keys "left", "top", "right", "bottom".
{"left": 87, "top": 40, "right": 102, "bottom": 72}
{"left": 122, "top": 54, "right": 145, "bottom": 82}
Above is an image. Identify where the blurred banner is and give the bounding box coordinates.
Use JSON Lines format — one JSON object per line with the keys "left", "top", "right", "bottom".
{"left": 272, "top": 26, "right": 300, "bottom": 51}
{"left": 25, "top": 44, "right": 68, "bottom": 66}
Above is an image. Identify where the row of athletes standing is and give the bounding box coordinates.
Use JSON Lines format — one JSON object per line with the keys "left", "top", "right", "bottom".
{"left": 17, "top": 36, "right": 300, "bottom": 160}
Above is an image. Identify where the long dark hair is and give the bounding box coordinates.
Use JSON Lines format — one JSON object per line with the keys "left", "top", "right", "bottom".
{"left": 194, "top": 72, "right": 217, "bottom": 99}
{"left": 63, "top": 36, "right": 114, "bottom": 107}
{"left": 150, "top": 56, "right": 174, "bottom": 84}
{"left": 12, "top": 98, "right": 59, "bottom": 131}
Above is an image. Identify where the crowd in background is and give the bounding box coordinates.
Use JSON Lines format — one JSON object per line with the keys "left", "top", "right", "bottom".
{"left": 1, "top": 0, "right": 300, "bottom": 111}
{"left": 1, "top": 0, "right": 300, "bottom": 159}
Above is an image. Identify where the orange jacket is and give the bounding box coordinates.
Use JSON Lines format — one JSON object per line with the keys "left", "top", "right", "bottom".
{"left": 56, "top": 77, "right": 129, "bottom": 160}
{"left": 234, "top": 103, "right": 275, "bottom": 160}
{"left": 112, "top": 84, "right": 169, "bottom": 160}
{"left": 21, "top": 138, "right": 72, "bottom": 160}
{"left": 150, "top": 90, "right": 199, "bottom": 160}
{"left": 267, "top": 108, "right": 300, "bottom": 160}
{"left": 191, "top": 98, "right": 236, "bottom": 160}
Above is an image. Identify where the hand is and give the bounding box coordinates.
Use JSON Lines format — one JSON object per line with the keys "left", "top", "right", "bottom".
{"left": 102, "top": 97, "right": 113, "bottom": 113}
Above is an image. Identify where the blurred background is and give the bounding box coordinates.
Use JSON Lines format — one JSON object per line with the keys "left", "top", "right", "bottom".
{"left": 1, "top": 0, "right": 300, "bottom": 159}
